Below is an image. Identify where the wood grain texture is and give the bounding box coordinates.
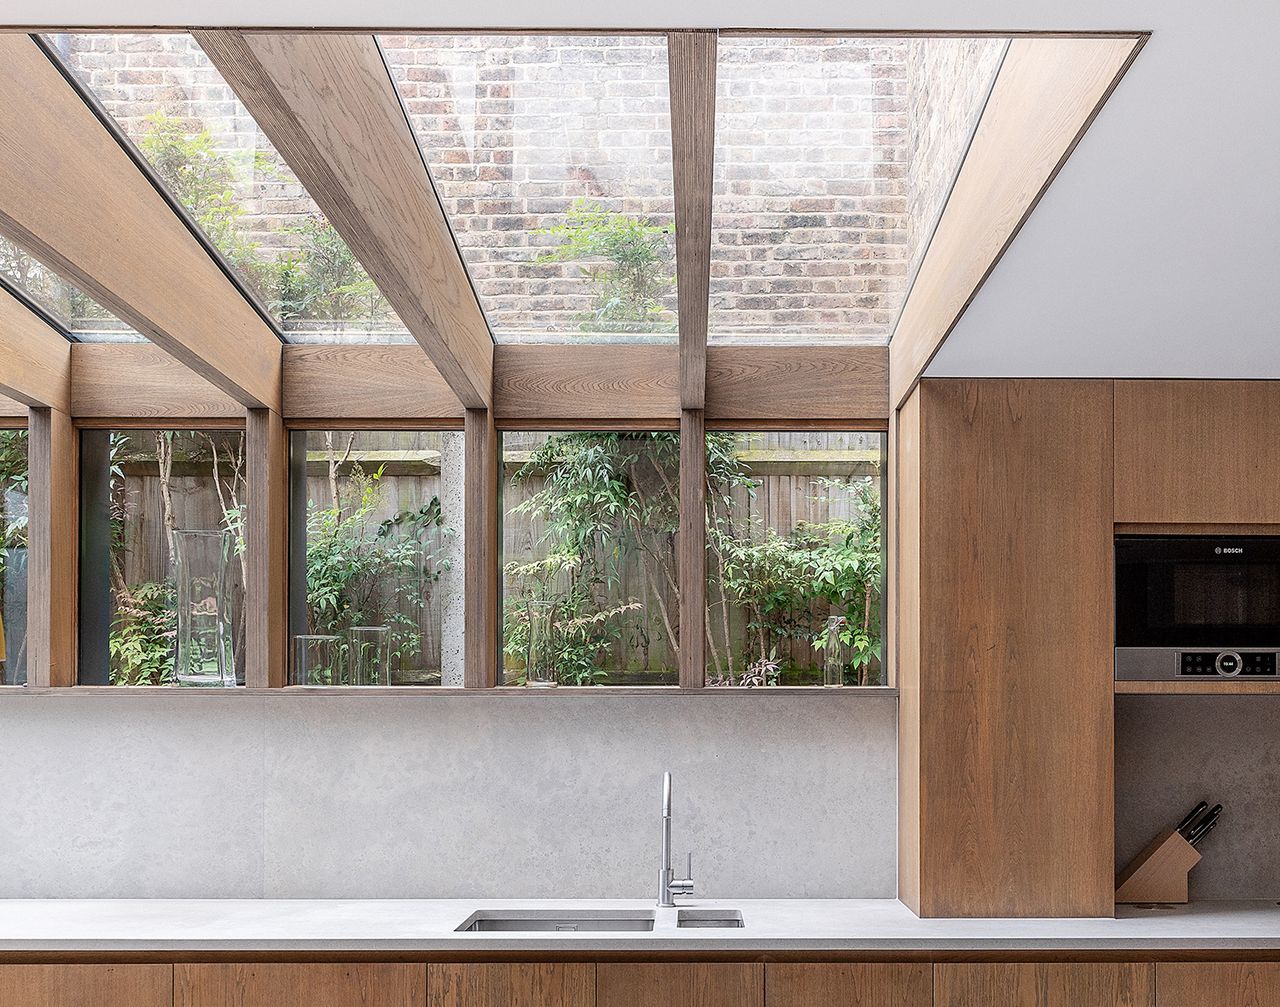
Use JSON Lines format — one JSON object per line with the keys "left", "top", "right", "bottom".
{"left": 913, "top": 379, "right": 1115, "bottom": 917}
{"left": 1114, "top": 380, "right": 1280, "bottom": 523}
{"left": 705, "top": 346, "right": 888, "bottom": 421}
{"left": 598, "top": 963, "right": 762, "bottom": 1007}
{"left": 0, "top": 964, "right": 172, "bottom": 1006}
{"left": 1114, "top": 828, "right": 1199, "bottom": 905}
{"left": 679, "top": 409, "right": 706, "bottom": 688}
{"left": 71, "top": 343, "right": 240, "bottom": 419}
{"left": 494, "top": 344, "right": 679, "bottom": 422}
{"left": 196, "top": 31, "right": 493, "bottom": 409}
{"left": 464, "top": 408, "right": 498, "bottom": 688}
{"left": 428, "top": 963, "right": 593, "bottom": 1007}
{"left": 0, "top": 35, "right": 281, "bottom": 409}
{"left": 766, "top": 963, "right": 931, "bottom": 1006}
{"left": 888, "top": 37, "right": 1142, "bottom": 409}
{"left": 0, "top": 395, "right": 24, "bottom": 418}
{"left": 1157, "top": 963, "right": 1280, "bottom": 1006}
{"left": 935, "top": 963, "right": 1152, "bottom": 1006}
{"left": 1117, "top": 680, "right": 1280, "bottom": 695}
{"left": 283, "top": 344, "right": 462, "bottom": 420}
{"left": 246, "top": 409, "right": 288, "bottom": 688}
{"left": 176, "top": 962, "right": 425, "bottom": 1007}
{"left": 668, "top": 31, "right": 717, "bottom": 410}
{"left": 26, "top": 407, "right": 77, "bottom": 688}
{"left": 0, "top": 288, "right": 70, "bottom": 412}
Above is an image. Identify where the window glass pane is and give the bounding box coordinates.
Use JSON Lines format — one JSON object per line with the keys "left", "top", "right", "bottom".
{"left": 296, "top": 430, "right": 463, "bottom": 686}
{"left": 709, "top": 36, "right": 1006, "bottom": 344}
{"left": 383, "top": 34, "right": 676, "bottom": 344}
{"left": 107, "top": 430, "right": 247, "bottom": 686}
{"left": 502, "top": 431, "right": 679, "bottom": 685}
{"left": 0, "top": 429, "right": 28, "bottom": 686}
{"left": 47, "top": 33, "right": 411, "bottom": 343}
{"left": 706, "top": 431, "right": 885, "bottom": 687}
{"left": 0, "top": 235, "right": 142, "bottom": 341}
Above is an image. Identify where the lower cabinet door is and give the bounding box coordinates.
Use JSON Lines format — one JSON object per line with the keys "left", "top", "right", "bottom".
{"left": 175, "top": 963, "right": 425, "bottom": 1007}
{"left": 1156, "top": 963, "right": 1280, "bottom": 1006}
{"left": 766, "top": 963, "right": 931, "bottom": 1006}
{"left": 935, "top": 963, "right": 1153, "bottom": 1006}
{"left": 428, "top": 964, "right": 594, "bottom": 1007}
{"left": 0, "top": 964, "right": 172, "bottom": 1007}
{"left": 597, "top": 963, "right": 763, "bottom": 1007}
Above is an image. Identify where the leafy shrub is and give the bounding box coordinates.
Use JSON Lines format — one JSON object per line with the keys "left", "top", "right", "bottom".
{"left": 108, "top": 580, "right": 176, "bottom": 686}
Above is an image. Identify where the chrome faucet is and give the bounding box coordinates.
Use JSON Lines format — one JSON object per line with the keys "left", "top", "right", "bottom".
{"left": 658, "top": 771, "right": 694, "bottom": 907}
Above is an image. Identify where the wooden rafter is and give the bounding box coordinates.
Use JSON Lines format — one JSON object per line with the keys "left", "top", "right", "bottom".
{"left": 195, "top": 31, "right": 494, "bottom": 409}
{"left": 26, "top": 406, "right": 77, "bottom": 687}
{"left": 888, "top": 35, "right": 1145, "bottom": 409}
{"left": 668, "top": 30, "right": 718, "bottom": 410}
{"left": 0, "top": 287, "right": 70, "bottom": 413}
{"left": 0, "top": 34, "right": 282, "bottom": 410}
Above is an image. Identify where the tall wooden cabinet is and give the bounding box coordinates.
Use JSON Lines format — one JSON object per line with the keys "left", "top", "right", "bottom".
{"left": 895, "top": 379, "right": 1116, "bottom": 917}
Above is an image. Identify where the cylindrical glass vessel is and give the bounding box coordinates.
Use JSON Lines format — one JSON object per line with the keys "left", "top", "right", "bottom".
{"left": 172, "top": 529, "right": 235, "bottom": 688}
{"left": 525, "top": 599, "right": 559, "bottom": 688}
{"left": 347, "top": 625, "right": 392, "bottom": 686}
{"left": 823, "top": 615, "right": 847, "bottom": 688}
{"left": 290, "top": 634, "right": 341, "bottom": 686}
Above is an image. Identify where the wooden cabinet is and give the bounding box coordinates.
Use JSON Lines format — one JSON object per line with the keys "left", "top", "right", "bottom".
{"left": 1156, "top": 963, "right": 1280, "bottom": 1006}
{"left": 175, "top": 963, "right": 424, "bottom": 1007}
{"left": 766, "top": 963, "right": 931, "bottom": 1006}
{"left": 597, "top": 963, "right": 762, "bottom": 1007}
{"left": 0, "top": 965, "right": 172, "bottom": 1007}
{"left": 1114, "top": 379, "right": 1280, "bottom": 523}
{"left": 936, "top": 963, "right": 1152, "bottom": 1006}
{"left": 429, "top": 963, "right": 593, "bottom": 1007}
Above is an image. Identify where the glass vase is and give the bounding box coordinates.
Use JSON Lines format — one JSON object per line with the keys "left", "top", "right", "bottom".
{"left": 172, "top": 529, "right": 235, "bottom": 688}
{"left": 290, "top": 634, "right": 340, "bottom": 686}
{"left": 823, "top": 614, "right": 848, "bottom": 688}
{"left": 347, "top": 625, "right": 392, "bottom": 686}
{"left": 525, "top": 599, "right": 559, "bottom": 688}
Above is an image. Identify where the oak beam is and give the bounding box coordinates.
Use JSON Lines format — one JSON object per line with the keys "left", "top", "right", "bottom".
{"left": 494, "top": 344, "right": 679, "bottom": 424}
{"left": 888, "top": 35, "right": 1144, "bottom": 408}
{"left": 0, "top": 288, "right": 70, "bottom": 413}
{"left": 245, "top": 408, "right": 288, "bottom": 688}
{"left": 464, "top": 408, "right": 499, "bottom": 687}
{"left": 71, "top": 343, "right": 240, "bottom": 420}
{"left": 196, "top": 31, "right": 494, "bottom": 409}
{"left": 0, "top": 34, "right": 282, "bottom": 410}
{"left": 26, "top": 407, "right": 77, "bottom": 687}
{"left": 283, "top": 344, "right": 462, "bottom": 421}
{"left": 678, "top": 408, "right": 706, "bottom": 688}
{"left": 668, "top": 31, "right": 717, "bottom": 411}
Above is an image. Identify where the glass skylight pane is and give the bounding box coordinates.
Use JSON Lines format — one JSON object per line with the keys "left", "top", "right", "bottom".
{"left": 46, "top": 33, "right": 412, "bottom": 344}
{"left": 382, "top": 34, "right": 676, "bottom": 343}
{"left": 709, "top": 36, "right": 1007, "bottom": 345}
{"left": 0, "top": 234, "right": 142, "bottom": 341}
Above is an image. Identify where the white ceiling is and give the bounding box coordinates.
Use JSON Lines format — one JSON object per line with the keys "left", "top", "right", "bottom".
{"left": 8, "top": 0, "right": 1280, "bottom": 378}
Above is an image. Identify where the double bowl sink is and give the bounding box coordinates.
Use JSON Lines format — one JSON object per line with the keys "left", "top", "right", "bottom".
{"left": 458, "top": 909, "right": 744, "bottom": 932}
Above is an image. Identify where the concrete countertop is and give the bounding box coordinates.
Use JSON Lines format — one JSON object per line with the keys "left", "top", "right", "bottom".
{"left": 2, "top": 899, "right": 1280, "bottom": 952}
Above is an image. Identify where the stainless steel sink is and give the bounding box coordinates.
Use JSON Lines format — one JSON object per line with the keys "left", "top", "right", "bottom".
{"left": 677, "top": 909, "right": 744, "bottom": 928}
{"left": 457, "top": 910, "right": 656, "bottom": 933}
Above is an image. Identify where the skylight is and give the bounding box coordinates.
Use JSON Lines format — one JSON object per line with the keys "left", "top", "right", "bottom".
{"left": 44, "top": 32, "right": 413, "bottom": 344}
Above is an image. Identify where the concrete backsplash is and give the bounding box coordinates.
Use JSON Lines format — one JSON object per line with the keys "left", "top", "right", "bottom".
{"left": 1116, "top": 695, "right": 1280, "bottom": 900}
{"left": 0, "top": 690, "right": 897, "bottom": 900}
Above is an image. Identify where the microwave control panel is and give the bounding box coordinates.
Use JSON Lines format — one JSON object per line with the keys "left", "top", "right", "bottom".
{"left": 1179, "top": 651, "right": 1277, "bottom": 677}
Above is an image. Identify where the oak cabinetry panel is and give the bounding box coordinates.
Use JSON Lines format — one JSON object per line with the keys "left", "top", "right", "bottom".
{"left": 1156, "top": 963, "right": 1280, "bottom": 1006}
{"left": 0, "top": 965, "right": 172, "bottom": 1007}
{"left": 597, "top": 963, "right": 762, "bottom": 1007}
{"left": 936, "top": 963, "right": 1152, "bottom": 1006}
{"left": 1114, "top": 379, "right": 1280, "bottom": 523}
{"left": 766, "top": 963, "right": 930, "bottom": 1006}
{"left": 428, "top": 963, "right": 593, "bottom": 1007}
{"left": 175, "top": 963, "right": 425, "bottom": 1007}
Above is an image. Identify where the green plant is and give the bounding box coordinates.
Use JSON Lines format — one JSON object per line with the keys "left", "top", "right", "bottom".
{"left": 108, "top": 580, "right": 176, "bottom": 686}
{"left": 0, "top": 429, "right": 28, "bottom": 680}
{"left": 268, "top": 217, "right": 391, "bottom": 324}
{"left": 537, "top": 199, "right": 676, "bottom": 333}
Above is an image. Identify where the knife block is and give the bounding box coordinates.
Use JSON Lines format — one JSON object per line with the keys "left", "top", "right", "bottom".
{"left": 1115, "top": 828, "right": 1201, "bottom": 904}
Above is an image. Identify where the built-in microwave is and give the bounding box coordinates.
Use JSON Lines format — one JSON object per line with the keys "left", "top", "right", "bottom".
{"left": 1115, "top": 535, "right": 1280, "bottom": 680}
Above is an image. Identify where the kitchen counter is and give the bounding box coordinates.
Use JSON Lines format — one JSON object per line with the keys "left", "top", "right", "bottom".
{"left": 2, "top": 899, "right": 1280, "bottom": 953}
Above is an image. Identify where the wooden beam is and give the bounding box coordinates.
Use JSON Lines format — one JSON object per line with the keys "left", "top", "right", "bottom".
{"left": 494, "top": 344, "right": 679, "bottom": 423}
{"left": 0, "top": 397, "right": 25, "bottom": 419}
{"left": 668, "top": 31, "right": 717, "bottom": 410}
{"left": 705, "top": 346, "right": 888, "bottom": 422}
{"left": 678, "top": 408, "right": 706, "bottom": 688}
{"left": 71, "top": 343, "right": 240, "bottom": 420}
{"left": 245, "top": 408, "right": 288, "bottom": 688}
{"left": 283, "top": 344, "right": 462, "bottom": 421}
{"left": 0, "top": 288, "right": 70, "bottom": 412}
{"left": 26, "top": 407, "right": 77, "bottom": 686}
{"left": 888, "top": 35, "right": 1144, "bottom": 409}
{"left": 0, "top": 35, "right": 282, "bottom": 410}
{"left": 196, "top": 31, "right": 494, "bottom": 409}
{"left": 464, "top": 408, "right": 499, "bottom": 688}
